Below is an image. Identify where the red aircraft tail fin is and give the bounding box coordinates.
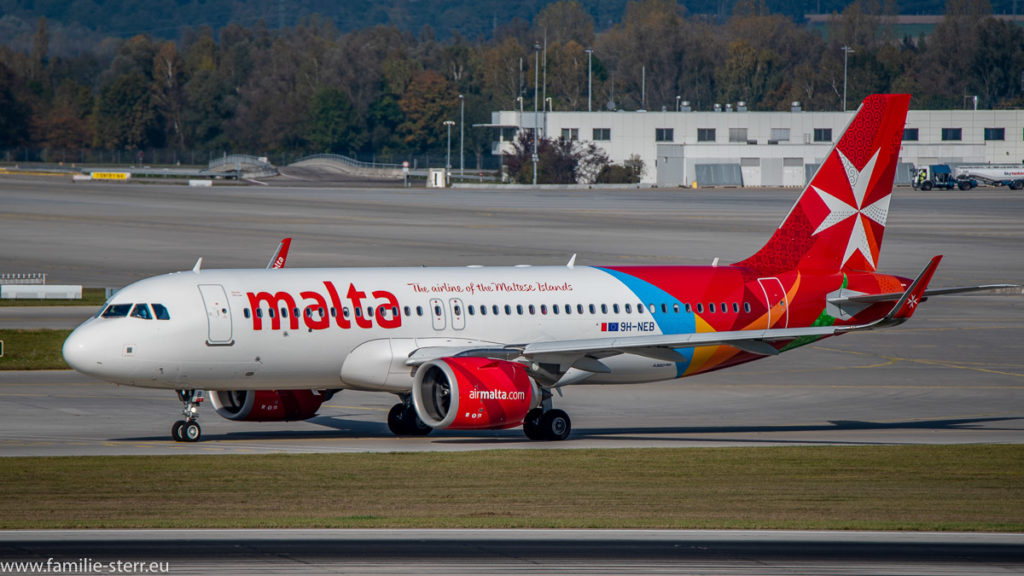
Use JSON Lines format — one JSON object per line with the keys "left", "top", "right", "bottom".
{"left": 735, "top": 94, "right": 911, "bottom": 276}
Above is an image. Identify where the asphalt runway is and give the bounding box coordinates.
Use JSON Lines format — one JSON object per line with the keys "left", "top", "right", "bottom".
{"left": 2, "top": 529, "right": 1023, "bottom": 575}
{"left": 0, "top": 175, "right": 1022, "bottom": 454}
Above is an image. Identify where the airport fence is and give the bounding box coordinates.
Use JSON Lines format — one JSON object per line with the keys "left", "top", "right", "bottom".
{"left": 2, "top": 148, "right": 504, "bottom": 173}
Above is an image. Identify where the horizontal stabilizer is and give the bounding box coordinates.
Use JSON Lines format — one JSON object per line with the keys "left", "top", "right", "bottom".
{"left": 829, "top": 283, "right": 1019, "bottom": 305}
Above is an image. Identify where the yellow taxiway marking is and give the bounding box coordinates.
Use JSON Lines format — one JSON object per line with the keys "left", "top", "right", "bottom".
{"left": 811, "top": 345, "right": 1024, "bottom": 379}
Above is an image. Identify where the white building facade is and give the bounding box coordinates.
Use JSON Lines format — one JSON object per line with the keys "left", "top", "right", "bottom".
{"left": 488, "top": 106, "right": 1024, "bottom": 186}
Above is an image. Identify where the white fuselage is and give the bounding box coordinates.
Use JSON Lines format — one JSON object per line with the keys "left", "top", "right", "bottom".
{"left": 63, "top": 265, "right": 706, "bottom": 393}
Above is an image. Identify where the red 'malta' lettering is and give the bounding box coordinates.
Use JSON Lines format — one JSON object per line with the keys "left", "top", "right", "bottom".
{"left": 246, "top": 282, "right": 401, "bottom": 332}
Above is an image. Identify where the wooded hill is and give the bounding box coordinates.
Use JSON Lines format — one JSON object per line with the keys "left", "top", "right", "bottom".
{"left": 1, "top": 0, "right": 1021, "bottom": 166}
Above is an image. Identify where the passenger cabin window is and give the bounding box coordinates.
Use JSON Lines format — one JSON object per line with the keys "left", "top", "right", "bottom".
{"left": 101, "top": 304, "right": 132, "bottom": 318}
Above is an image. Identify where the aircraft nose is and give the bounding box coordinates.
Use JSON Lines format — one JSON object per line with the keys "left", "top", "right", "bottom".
{"left": 62, "top": 325, "right": 101, "bottom": 377}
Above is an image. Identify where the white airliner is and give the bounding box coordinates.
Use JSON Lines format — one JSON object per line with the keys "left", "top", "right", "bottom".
{"left": 62, "top": 94, "right": 1012, "bottom": 442}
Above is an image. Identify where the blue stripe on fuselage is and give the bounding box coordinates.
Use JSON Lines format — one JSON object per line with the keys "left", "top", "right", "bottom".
{"left": 596, "top": 267, "right": 695, "bottom": 378}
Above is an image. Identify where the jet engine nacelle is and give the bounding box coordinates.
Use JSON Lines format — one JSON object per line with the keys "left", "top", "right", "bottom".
{"left": 209, "top": 389, "right": 327, "bottom": 421}
{"left": 411, "top": 357, "right": 539, "bottom": 430}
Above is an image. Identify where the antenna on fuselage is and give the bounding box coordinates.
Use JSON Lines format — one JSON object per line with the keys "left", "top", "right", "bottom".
{"left": 712, "top": 257, "right": 720, "bottom": 267}
{"left": 192, "top": 258, "right": 203, "bottom": 273}
{"left": 567, "top": 253, "right": 577, "bottom": 269}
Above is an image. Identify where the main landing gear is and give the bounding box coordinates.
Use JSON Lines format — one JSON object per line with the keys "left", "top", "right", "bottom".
{"left": 172, "top": 389, "right": 203, "bottom": 442}
{"left": 522, "top": 391, "right": 572, "bottom": 441}
{"left": 387, "top": 395, "right": 432, "bottom": 436}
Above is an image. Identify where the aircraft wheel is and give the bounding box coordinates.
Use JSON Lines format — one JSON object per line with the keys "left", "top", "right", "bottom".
{"left": 541, "top": 409, "right": 571, "bottom": 441}
{"left": 387, "top": 403, "right": 410, "bottom": 435}
{"left": 182, "top": 421, "right": 202, "bottom": 442}
{"left": 388, "top": 403, "right": 433, "bottom": 436}
{"left": 171, "top": 420, "right": 185, "bottom": 442}
{"left": 522, "top": 408, "right": 545, "bottom": 441}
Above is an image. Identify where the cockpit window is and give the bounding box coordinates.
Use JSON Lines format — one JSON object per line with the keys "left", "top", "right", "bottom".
{"left": 101, "top": 304, "right": 132, "bottom": 318}
{"left": 151, "top": 303, "right": 170, "bottom": 320}
{"left": 130, "top": 304, "right": 153, "bottom": 319}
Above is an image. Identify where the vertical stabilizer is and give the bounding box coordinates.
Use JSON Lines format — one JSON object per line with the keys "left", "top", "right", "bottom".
{"left": 735, "top": 94, "right": 910, "bottom": 275}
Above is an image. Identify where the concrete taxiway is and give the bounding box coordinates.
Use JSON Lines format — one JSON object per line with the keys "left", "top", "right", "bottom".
{"left": 0, "top": 177, "right": 1022, "bottom": 454}
{"left": 1, "top": 291, "right": 1021, "bottom": 455}
{"left": 2, "top": 529, "right": 1022, "bottom": 575}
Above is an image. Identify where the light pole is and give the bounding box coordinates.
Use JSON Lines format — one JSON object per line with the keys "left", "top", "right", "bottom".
{"left": 676, "top": 95, "right": 681, "bottom": 111}
{"left": 585, "top": 48, "right": 593, "bottom": 112}
{"left": 458, "top": 94, "right": 464, "bottom": 179}
{"left": 842, "top": 45, "right": 855, "bottom": 112}
{"left": 443, "top": 120, "right": 454, "bottom": 185}
{"left": 533, "top": 42, "right": 540, "bottom": 186}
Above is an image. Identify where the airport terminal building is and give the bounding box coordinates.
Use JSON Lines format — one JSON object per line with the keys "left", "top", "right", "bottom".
{"left": 488, "top": 105, "right": 1024, "bottom": 186}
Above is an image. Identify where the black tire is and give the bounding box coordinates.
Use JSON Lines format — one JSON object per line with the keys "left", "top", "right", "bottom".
{"left": 522, "top": 408, "right": 545, "bottom": 441}
{"left": 921, "top": 181, "right": 933, "bottom": 191}
{"left": 541, "top": 409, "right": 571, "bottom": 441}
{"left": 1013, "top": 180, "right": 1024, "bottom": 191}
{"left": 388, "top": 403, "right": 433, "bottom": 436}
{"left": 387, "top": 403, "right": 411, "bottom": 435}
{"left": 958, "top": 181, "right": 970, "bottom": 191}
{"left": 182, "top": 421, "right": 202, "bottom": 442}
{"left": 171, "top": 420, "right": 185, "bottom": 442}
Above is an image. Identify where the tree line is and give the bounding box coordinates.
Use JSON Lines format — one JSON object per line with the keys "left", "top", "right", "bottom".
{"left": 1, "top": 0, "right": 1021, "bottom": 170}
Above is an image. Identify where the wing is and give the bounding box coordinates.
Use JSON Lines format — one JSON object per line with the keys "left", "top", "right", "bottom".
{"left": 407, "top": 257, "right": 950, "bottom": 381}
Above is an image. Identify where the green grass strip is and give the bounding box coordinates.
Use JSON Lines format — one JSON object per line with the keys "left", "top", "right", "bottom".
{"left": 0, "top": 329, "right": 71, "bottom": 369}
{"left": 1, "top": 446, "right": 1021, "bottom": 530}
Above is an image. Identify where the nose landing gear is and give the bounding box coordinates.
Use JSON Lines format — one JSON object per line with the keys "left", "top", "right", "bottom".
{"left": 172, "top": 389, "right": 204, "bottom": 442}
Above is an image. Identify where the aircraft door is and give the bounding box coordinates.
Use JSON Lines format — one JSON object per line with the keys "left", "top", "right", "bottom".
{"left": 449, "top": 298, "right": 466, "bottom": 330}
{"left": 198, "top": 284, "right": 234, "bottom": 345}
{"left": 429, "top": 298, "right": 446, "bottom": 331}
{"left": 757, "top": 277, "right": 789, "bottom": 329}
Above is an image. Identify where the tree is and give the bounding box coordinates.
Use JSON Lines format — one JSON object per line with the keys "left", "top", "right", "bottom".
{"left": 397, "top": 70, "right": 457, "bottom": 152}
{"left": 306, "top": 87, "right": 358, "bottom": 153}
{"left": 533, "top": 1, "right": 595, "bottom": 48}
{"left": 93, "top": 71, "right": 162, "bottom": 150}
{"left": 0, "top": 62, "right": 31, "bottom": 147}
{"left": 152, "top": 41, "right": 186, "bottom": 149}
{"left": 505, "top": 131, "right": 609, "bottom": 184}
{"left": 597, "top": 155, "right": 645, "bottom": 184}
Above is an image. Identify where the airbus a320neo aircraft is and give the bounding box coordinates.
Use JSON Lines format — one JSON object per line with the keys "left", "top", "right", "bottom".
{"left": 63, "top": 94, "right": 1010, "bottom": 443}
